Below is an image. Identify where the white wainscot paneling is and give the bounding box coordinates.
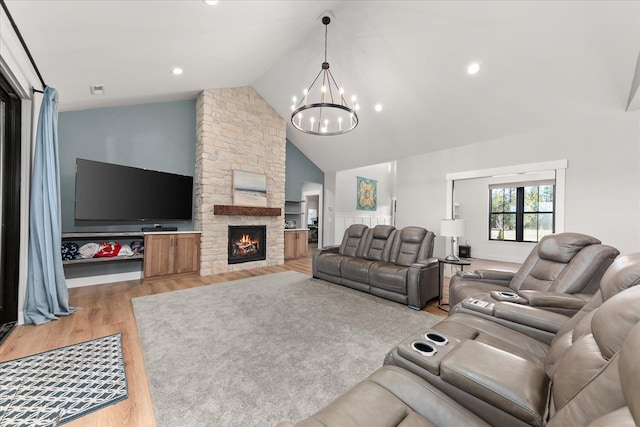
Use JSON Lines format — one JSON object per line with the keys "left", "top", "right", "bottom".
{"left": 334, "top": 213, "right": 392, "bottom": 243}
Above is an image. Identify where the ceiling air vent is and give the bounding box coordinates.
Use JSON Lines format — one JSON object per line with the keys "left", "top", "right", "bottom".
{"left": 90, "top": 84, "right": 105, "bottom": 95}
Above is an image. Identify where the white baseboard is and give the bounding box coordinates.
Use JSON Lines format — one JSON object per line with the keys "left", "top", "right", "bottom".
{"left": 66, "top": 271, "right": 143, "bottom": 288}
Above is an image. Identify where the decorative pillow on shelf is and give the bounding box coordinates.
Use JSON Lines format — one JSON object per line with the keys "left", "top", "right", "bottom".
{"left": 61, "top": 242, "right": 80, "bottom": 261}
{"left": 95, "top": 241, "right": 122, "bottom": 258}
{"left": 130, "top": 240, "right": 144, "bottom": 255}
{"left": 118, "top": 244, "right": 134, "bottom": 257}
{"left": 79, "top": 242, "right": 100, "bottom": 259}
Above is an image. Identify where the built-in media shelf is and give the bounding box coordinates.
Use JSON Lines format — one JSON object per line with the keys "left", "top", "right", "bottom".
{"left": 62, "top": 255, "right": 144, "bottom": 265}
{"left": 61, "top": 231, "right": 201, "bottom": 281}
{"left": 61, "top": 232, "right": 144, "bottom": 266}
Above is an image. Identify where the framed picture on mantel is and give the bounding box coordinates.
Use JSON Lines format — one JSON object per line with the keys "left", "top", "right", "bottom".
{"left": 233, "top": 170, "right": 267, "bottom": 207}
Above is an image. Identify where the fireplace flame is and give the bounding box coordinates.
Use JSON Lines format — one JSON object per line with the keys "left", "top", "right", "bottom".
{"left": 232, "top": 233, "right": 261, "bottom": 257}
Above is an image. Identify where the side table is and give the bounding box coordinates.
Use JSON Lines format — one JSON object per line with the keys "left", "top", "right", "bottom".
{"left": 437, "top": 258, "right": 471, "bottom": 312}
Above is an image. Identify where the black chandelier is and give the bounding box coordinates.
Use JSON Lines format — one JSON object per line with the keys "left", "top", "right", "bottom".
{"left": 291, "top": 16, "right": 359, "bottom": 136}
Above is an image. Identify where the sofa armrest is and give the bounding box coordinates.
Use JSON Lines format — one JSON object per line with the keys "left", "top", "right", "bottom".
{"left": 476, "top": 269, "right": 515, "bottom": 281}
{"left": 516, "top": 290, "right": 589, "bottom": 311}
{"left": 493, "top": 302, "right": 570, "bottom": 333}
{"left": 454, "top": 269, "right": 514, "bottom": 286}
{"left": 317, "top": 245, "right": 340, "bottom": 254}
{"left": 441, "top": 340, "right": 550, "bottom": 426}
{"left": 412, "top": 257, "right": 439, "bottom": 269}
{"left": 407, "top": 258, "right": 439, "bottom": 309}
{"left": 312, "top": 245, "right": 341, "bottom": 278}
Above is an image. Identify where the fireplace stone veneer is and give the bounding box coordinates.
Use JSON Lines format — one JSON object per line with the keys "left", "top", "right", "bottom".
{"left": 194, "top": 86, "right": 286, "bottom": 275}
{"left": 228, "top": 226, "right": 267, "bottom": 264}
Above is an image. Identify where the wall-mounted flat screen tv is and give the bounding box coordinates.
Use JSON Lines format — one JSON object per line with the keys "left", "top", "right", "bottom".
{"left": 75, "top": 158, "right": 193, "bottom": 221}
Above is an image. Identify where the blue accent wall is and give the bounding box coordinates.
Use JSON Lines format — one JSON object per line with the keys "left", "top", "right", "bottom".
{"left": 285, "top": 139, "right": 324, "bottom": 200}
{"left": 58, "top": 100, "right": 196, "bottom": 232}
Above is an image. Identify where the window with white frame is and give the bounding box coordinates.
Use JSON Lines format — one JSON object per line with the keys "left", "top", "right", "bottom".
{"left": 489, "top": 181, "right": 555, "bottom": 243}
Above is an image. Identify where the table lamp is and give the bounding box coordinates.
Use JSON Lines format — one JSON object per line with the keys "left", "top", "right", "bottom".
{"left": 440, "top": 219, "right": 467, "bottom": 261}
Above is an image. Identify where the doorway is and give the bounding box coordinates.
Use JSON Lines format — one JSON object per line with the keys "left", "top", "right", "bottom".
{"left": 0, "top": 72, "right": 22, "bottom": 343}
{"left": 302, "top": 182, "right": 323, "bottom": 249}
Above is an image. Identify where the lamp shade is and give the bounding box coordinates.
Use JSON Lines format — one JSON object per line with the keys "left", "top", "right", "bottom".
{"left": 440, "top": 219, "right": 466, "bottom": 238}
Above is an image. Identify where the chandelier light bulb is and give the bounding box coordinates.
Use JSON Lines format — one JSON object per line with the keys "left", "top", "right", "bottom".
{"left": 292, "top": 96, "right": 297, "bottom": 103}
{"left": 303, "top": 88, "right": 308, "bottom": 95}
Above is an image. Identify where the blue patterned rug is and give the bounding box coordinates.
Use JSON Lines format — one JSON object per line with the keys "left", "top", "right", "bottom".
{"left": 0, "top": 333, "right": 128, "bottom": 426}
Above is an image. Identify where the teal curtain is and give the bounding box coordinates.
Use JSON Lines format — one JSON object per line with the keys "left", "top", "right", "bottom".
{"left": 24, "top": 86, "right": 76, "bottom": 325}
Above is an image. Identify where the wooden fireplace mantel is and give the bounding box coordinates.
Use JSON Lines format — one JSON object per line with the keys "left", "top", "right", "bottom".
{"left": 213, "top": 205, "right": 282, "bottom": 216}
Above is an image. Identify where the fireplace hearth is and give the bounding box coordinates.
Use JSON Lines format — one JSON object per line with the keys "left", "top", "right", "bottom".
{"left": 228, "top": 225, "right": 267, "bottom": 264}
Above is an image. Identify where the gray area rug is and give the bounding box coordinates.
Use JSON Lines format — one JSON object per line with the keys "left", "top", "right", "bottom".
{"left": 132, "top": 271, "right": 443, "bottom": 427}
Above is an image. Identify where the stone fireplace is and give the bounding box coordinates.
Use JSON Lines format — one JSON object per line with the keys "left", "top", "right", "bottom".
{"left": 194, "top": 86, "right": 286, "bottom": 275}
{"left": 228, "top": 225, "right": 266, "bottom": 264}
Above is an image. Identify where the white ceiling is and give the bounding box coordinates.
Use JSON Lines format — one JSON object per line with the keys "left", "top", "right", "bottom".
{"left": 5, "top": 0, "right": 640, "bottom": 172}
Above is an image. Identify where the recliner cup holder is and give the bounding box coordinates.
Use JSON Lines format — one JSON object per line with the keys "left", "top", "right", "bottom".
{"left": 411, "top": 341, "right": 437, "bottom": 356}
{"left": 424, "top": 332, "right": 448, "bottom": 346}
{"left": 499, "top": 291, "right": 519, "bottom": 298}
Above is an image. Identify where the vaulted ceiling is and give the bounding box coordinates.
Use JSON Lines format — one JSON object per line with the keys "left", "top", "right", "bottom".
{"left": 5, "top": 0, "right": 640, "bottom": 172}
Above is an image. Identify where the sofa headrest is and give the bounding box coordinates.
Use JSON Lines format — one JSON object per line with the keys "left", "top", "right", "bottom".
{"left": 537, "top": 232, "right": 601, "bottom": 263}
{"left": 620, "top": 322, "right": 640, "bottom": 425}
{"left": 600, "top": 253, "right": 640, "bottom": 301}
{"left": 372, "top": 225, "right": 395, "bottom": 239}
{"left": 347, "top": 224, "right": 368, "bottom": 238}
{"left": 591, "top": 285, "right": 640, "bottom": 360}
{"left": 400, "top": 226, "right": 427, "bottom": 243}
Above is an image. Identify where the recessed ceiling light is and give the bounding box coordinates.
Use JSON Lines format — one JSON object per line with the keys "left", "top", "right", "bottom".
{"left": 467, "top": 62, "right": 480, "bottom": 75}
{"left": 171, "top": 67, "right": 183, "bottom": 75}
{"left": 374, "top": 104, "right": 383, "bottom": 112}
{"left": 203, "top": 0, "right": 219, "bottom": 5}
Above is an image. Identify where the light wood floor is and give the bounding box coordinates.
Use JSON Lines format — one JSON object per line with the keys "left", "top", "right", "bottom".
{"left": 0, "top": 254, "right": 518, "bottom": 427}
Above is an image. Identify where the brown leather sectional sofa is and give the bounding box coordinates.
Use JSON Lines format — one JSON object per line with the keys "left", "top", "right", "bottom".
{"left": 279, "top": 253, "right": 640, "bottom": 427}
{"left": 313, "top": 224, "right": 439, "bottom": 310}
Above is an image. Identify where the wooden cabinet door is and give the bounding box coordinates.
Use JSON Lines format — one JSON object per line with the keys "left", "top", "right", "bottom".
{"left": 297, "top": 231, "right": 309, "bottom": 257}
{"left": 284, "top": 231, "right": 297, "bottom": 259}
{"left": 174, "top": 233, "right": 200, "bottom": 274}
{"left": 144, "top": 234, "right": 174, "bottom": 278}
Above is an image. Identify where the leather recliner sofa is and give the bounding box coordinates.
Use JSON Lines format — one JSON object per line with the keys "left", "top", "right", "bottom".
{"left": 313, "top": 224, "right": 439, "bottom": 310}
{"left": 279, "top": 253, "right": 640, "bottom": 427}
{"left": 383, "top": 253, "right": 640, "bottom": 426}
{"left": 444, "top": 253, "right": 640, "bottom": 346}
{"left": 448, "top": 232, "right": 619, "bottom": 314}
